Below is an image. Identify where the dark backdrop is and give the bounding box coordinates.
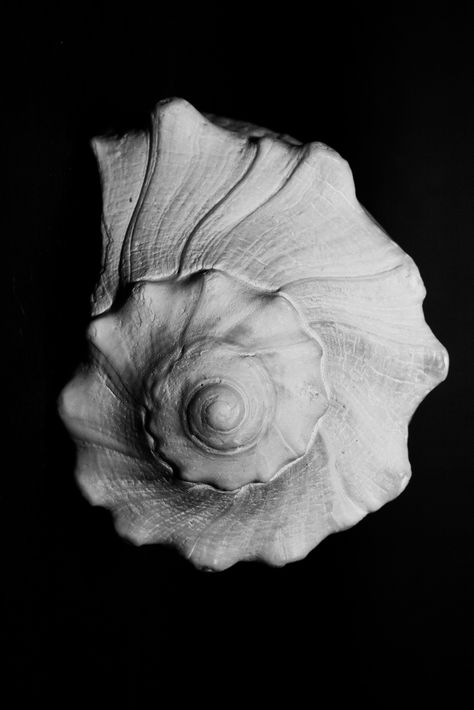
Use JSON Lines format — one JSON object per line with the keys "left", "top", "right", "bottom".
{"left": 6, "top": 6, "right": 473, "bottom": 706}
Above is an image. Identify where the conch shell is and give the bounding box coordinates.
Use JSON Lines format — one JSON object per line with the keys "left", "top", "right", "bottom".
{"left": 59, "top": 98, "right": 448, "bottom": 570}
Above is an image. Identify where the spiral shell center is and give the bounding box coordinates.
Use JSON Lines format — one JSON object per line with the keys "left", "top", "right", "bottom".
{"left": 137, "top": 270, "right": 328, "bottom": 491}
{"left": 203, "top": 389, "right": 243, "bottom": 432}
{"left": 182, "top": 371, "right": 271, "bottom": 457}
{"left": 187, "top": 381, "right": 246, "bottom": 440}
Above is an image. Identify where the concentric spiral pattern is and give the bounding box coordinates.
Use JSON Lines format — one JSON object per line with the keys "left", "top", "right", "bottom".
{"left": 187, "top": 381, "right": 246, "bottom": 441}
{"left": 184, "top": 377, "right": 265, "bottom": 453}
{"left": 139, "top": 271, "right": 327, "bottom": 490}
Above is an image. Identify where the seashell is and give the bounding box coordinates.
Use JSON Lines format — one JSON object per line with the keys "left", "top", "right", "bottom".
{"left": 59, "top": 98, "right": 448, "bottom": 570}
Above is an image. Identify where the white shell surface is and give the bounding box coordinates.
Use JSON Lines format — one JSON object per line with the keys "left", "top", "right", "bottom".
{"left": 59, "top": 98, "right": 448, "bottom": 570}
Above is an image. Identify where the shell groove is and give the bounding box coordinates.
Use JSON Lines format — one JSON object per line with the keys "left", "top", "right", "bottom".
{"left": 59, "top": 97, "right": 448, "bottom": 570}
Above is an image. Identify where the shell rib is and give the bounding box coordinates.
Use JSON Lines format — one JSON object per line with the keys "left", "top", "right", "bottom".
{"left": 59, "top": 97, "right": 448, "bottom": 570}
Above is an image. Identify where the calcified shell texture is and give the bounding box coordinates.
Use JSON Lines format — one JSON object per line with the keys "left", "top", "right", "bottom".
{"left": 59, "top": 98, "right": 448, "bottom": 570}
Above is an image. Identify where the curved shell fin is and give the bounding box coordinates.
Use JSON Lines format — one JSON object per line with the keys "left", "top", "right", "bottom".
{"left": 92, "top": 99, "right": 407, "bottom": 308}
{"left": 91, "top": 130, "right": 149, "bottom": 314}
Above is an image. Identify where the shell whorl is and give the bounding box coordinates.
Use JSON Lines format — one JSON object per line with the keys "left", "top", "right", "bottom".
{"left": 59, "top": 98, "right": 448, "bottom": 570}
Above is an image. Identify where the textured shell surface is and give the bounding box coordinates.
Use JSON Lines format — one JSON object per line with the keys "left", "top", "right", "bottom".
{"left": 59, "top": 97, "right": 449, "bottom": 571}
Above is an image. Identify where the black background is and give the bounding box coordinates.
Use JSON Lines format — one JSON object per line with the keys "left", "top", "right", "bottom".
{"left": 6, "top": 6, "right": 473, "bottom": 706}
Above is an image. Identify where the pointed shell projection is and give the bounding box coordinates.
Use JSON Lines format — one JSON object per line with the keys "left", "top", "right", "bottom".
{"left": 59, "top": 98, "right": 448, "bottom": 570}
